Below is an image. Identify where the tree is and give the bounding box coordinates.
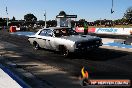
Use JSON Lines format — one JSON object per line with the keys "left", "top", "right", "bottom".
{"left": 0, "top": 18, "right": 4, "bottom": 22}
{"left": 123, "top": 7, "right": 132, "bottom": 24}
{"left": 79, "top": 19, "right": 86, "bottom": 22}
{"left": 24, "top": 13, "right": 37, "bottom": 21}
{"left": 12, "top": 16, "right": 16, "bottom": 21}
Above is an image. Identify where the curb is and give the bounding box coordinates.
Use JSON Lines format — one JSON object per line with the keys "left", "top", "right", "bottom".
{"left": 0, "top": 64, "right": 31, "bottom": 88}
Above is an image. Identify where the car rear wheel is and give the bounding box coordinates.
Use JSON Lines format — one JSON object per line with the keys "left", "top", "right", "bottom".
{"left": 33, "top": 42, "right": 40, "bottom": 50}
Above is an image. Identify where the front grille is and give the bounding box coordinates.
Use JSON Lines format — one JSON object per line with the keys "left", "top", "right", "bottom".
{"left": 76, "top": 40, "right": 101, "bottom": 48}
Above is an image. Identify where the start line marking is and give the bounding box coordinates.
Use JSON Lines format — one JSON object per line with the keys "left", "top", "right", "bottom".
{"left": 103, "top": 42, "right": 132, "bottom": 49}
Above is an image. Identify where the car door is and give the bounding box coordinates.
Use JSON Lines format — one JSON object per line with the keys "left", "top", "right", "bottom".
{"left": 36, "top": 29, "right": 47, "bottom": 48}
{"left": 44, "top": 29, "right": 55, "bottom": 50}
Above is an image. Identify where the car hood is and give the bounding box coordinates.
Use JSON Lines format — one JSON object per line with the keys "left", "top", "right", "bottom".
{"left": 61, "top": 35, "right": 101, "bottom": 42}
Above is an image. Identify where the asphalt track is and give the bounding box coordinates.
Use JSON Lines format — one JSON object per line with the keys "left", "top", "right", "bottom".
{"left": 0, "top": 31, "right": 132, "bottom": 88}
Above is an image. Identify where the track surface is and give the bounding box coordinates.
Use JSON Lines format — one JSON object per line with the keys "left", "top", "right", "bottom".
{"left": 0, "top": 31, "right": 132, "bottom": 88}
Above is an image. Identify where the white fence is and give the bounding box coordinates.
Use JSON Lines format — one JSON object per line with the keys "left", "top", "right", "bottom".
{"left": 75, "top": 27, "right": 132, "bottom": 35}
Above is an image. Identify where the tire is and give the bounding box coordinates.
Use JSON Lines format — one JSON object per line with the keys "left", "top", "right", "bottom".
{"left": 33, "top": 42, "right": 40, "bottom": 50}
{"left": 60, "top": 46, "right": 69, "bottom": 57}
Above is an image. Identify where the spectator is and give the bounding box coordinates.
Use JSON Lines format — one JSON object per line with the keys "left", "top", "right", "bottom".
{"left": 83, "top": 22, "right": 88, "bottom": 35}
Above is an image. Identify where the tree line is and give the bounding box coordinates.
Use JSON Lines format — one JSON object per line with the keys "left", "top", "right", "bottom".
{"left": 0, "top": 7, "right": 132, "bottom": 27}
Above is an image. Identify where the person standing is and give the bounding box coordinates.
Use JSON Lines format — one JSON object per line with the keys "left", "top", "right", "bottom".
{"left": 84, "top": 21, "right": 88, "bottom": 35}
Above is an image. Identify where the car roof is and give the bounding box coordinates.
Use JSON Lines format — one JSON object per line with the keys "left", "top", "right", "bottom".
{"left": 43, "top": 27, "right": 71, "bottom": 30}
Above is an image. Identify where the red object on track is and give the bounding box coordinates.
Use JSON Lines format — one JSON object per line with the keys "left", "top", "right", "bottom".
{"left": 10, "top": 26, "right": 16, "bottom": 32}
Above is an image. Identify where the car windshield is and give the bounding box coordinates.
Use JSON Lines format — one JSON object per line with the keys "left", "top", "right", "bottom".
{"left": 54, "top": 28, "right": 78, "bottom": 37}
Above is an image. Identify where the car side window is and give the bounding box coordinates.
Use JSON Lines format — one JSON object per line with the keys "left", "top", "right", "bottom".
{"left": 39, "top": 29, "right": 53, "bottom": 36}
{"left": 39, "top": 29, "right": 47, "bottom": 36}
{"left": 46, "top": 29, "right": 53, "bottom": 36}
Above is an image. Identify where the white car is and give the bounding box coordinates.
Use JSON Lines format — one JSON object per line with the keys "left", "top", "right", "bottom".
{"left": 28, "top": 27, "right": 102, "bottom": 56}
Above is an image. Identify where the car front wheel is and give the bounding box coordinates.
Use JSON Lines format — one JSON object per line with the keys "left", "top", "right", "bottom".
{"left": 60, "top": 46, "right": 69, "bottom": 57}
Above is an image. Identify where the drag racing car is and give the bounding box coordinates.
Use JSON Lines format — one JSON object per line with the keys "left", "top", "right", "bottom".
{"left": 28, "top": 27, "right": 103, "bottom": 56}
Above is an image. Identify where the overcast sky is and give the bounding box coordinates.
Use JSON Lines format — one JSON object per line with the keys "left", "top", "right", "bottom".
{"left": 0, "top": 0, "right": 131, "bottom": 21}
